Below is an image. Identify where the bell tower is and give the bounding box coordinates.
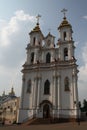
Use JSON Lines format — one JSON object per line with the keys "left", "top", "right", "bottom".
{"left": 58, "top": 9, "right": 75, "bottom": 61}
{"left": 26, "top": 14, "right": 44, "bottom": 64}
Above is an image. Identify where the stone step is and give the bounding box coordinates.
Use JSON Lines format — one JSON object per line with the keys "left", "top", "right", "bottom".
{"left": 21, "top": 118, "right": 37, "bottom": 126}
{"left": 30, "top": 118, "right": 51, "bottom": 125}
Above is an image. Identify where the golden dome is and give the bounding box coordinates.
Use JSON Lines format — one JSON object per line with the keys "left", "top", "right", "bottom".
{"left": 58, "top": 17, "right": 72, "bottom": 29}
{"left": 30, "top": 23, "right": 41, "bottom": 34}
{"left": 29, "top": 23, "right": 44, "bottom": 38}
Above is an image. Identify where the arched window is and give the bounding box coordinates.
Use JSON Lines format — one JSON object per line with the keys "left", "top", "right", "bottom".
{"left": 64, "top": 48, "right": 68, "bottom": 61}
{"left": 64, "top": 31, "right": 66, "bottom": 41}
{"left": 46, "top": 53, "right": 51, "bottom": 63}
{"left": 64, "top": 77, "right": 70, "bottom": 91}
{"left": 27, "top": 79, "right": 31, "bottom": 93}
{"left": 44, "top": 80, "right": 50, "bottom": 94}
{"left": 31, "top": 52, "right": 34, "bottom": 63}
{"left": 33, "top": 37, "right": 36, "bottom": 45}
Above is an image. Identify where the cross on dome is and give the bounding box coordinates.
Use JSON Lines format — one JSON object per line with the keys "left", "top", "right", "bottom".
{"left": 61, "top": 8, "right": 67, "bottom": 18}
{"left": 36, "top": 14, "right": 41, "bottom": 24}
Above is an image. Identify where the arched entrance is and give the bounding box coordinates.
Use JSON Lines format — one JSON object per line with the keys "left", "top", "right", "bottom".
{"left": 43, "top": 104, "right": 50, "bottom": 118}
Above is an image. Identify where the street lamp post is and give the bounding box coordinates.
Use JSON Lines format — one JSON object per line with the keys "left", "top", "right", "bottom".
{"left": 74, "top": 101, "right": 80, "bottom": 125}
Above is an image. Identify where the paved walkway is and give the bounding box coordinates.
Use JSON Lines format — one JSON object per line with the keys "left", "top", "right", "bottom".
{"left": 0, "top": 121, "right": 87, "bottom": 130}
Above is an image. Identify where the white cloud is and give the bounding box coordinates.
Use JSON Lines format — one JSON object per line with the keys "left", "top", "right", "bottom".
{"left": 0, "top": 10, "right": 36, "bottom": 47}
{"left": 82, "top": 43, "right": 87, "bottom": 63}
{"left": 0, "top": 10, "right": 36, "bottom": 95}
{"left": 14, "top": 10, "right": 36, "bottom": 22}
{"left": 79, "top": 64, "right": 87, "bottom": 83}
{"left": 78, "top": 42, "right": 87, "bottom": 102}
{"left": 74, "top": 41, "right": 79, "bottom": 46}
{"left": 83, "top": 15, "right": 87, "bottom": 19}
{"left": 0, "top": 10, "right": 36, "bottom": 67}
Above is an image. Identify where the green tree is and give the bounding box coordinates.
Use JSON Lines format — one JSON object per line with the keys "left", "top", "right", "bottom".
{"left": 81, "top": 99, "right": 87, "bottom": 112}
{"left": 83, "top": 99, "right": 87, "bottom": 110}
{"left": 78, "top": 101, "right": 81, "bottom": 109}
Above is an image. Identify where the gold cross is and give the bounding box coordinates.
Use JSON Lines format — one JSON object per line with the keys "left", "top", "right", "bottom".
{"left": 61, "top": 8, "right": 67, "bottom": 18}
{"left": 36, "top": 14, "right": 41, "bottom": 24}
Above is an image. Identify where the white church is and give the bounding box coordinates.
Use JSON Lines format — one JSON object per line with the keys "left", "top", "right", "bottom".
{"left": 18, "top": 10, "right": 79, "bottom": 123}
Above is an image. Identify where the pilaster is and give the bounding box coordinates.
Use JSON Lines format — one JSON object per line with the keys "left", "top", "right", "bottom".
{"left": 57, "top": 75, "right": 61, "bottom": 109}
{"left": 53, "top": 75, "right": 56, "bottom": 109}
{"left": 37, "top": 77, "right": 41, "bottom": 108}
{"left": 72, "top": 69, "right": 79, "bottom": 118}
{"left": 33, "top": 78, "right": 37, "bottom": 109}
{"left": 20, "top": 75, "right": 25, "bottom": 109}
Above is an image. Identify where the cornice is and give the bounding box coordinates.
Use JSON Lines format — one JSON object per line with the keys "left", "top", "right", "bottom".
{"left": 22, "top": 60, "right": 77, "bottom": 73}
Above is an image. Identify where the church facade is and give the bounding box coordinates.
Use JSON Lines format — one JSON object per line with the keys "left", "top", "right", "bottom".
{"left": 18, "top": 13, "right": 79, "bottom": 123}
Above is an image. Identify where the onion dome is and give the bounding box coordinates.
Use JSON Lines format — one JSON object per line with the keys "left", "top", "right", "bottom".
{"left": 58, "top": 17, "right": 72, "bottom": 29}
{"left": 29, "top": 23, "right": 44, "bottom": 38}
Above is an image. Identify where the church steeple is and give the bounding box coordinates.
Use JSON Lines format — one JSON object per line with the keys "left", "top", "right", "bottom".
{"left": 58, "top": 16, "right": 72, "bottom": 30}
{"left": 58, "top": 9, "right": 73, "bottom": 42}
{"left": 9, "top": 87, "right": 15, "bottom": 96}
{"left": 57, "top": 9, "right": 75, "bottom": 61}
{"left": 2, "top": 90, "right": 5, "bottom": 96}
{"left": 29, "top": 14, "right": 44, "bottom": 47}
{"left": 36, "top": 14, "right": 41, "bottom": 25}
{"left": 26, "top": 15, "right": 44, "bottom": 64}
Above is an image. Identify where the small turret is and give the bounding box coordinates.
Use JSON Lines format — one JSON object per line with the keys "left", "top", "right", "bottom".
{"left": 44, "top": 32, "right": 55, "bottom": 48}
{"left": 57, "top": 9, "right": 75, "bottom": 61}
{"left": 29, "top": 14, "right": 44, "bottom": 46}
{"left": 9, "top": 87, "right": 15, "bottom": 96}
{"left": 2, "top": 90, "right": 5, "bottom": 96}
{"left": 58, "top": 9, "right": 73, "bottom": 42}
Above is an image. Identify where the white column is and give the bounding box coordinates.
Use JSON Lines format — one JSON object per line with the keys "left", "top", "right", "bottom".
{"left": 53, "top": 76, "right": 56, "bottom": 108}
{"left": 55, "top": 76, "right": 58, "bottom": 109}
{"left": 73, "top": 74, "right": 78, "bottom": 106}
{"left": 35, "top": 38, "right": 38, "bottom": 46}
{"left": 57, "top": 75, "right": 61, "bottom": 118}
{"left": 34, "top": 49, "right": 37, "bottom": 64}
{"left": 68, "top": 45, "right": 71, "bottom": 60}
{"left": 33, "top": 78, "right": 37, "bottom": 108}
{"left": 20, "top": 76, "right": 25, "bottom": 109}
{"left": 59, "top": 47, "right": 63, "bottom": 61}
{"left": 68, "top": 44, "right": 72, "bottom": 60}
{"left": 57, "top": 75, "right": 61, "bottom": 109}
{"left": 72, "top": 73, "right": 78, "bottom": 118}
{"left": 51, "top": 51, "right": 54, "bottom": 62}
{"left": 37, "top": 77, "right": 41, "bottom": 108}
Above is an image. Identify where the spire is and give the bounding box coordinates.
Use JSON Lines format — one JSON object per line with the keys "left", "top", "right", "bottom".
{"left": 61, "top": 8, "right": 67, "bottom": 19}
{"left": 58, "top": 9, "right": 72, "bottom": 30}
{"left": 29, "top": 14, "right": 44, "bottom": 38}
{"left": 2, "top": 90, "right": 5, "bottom": 96}
{"left": 9, "top": 87, "right": 15, "bottom": 96}
{"left": 36, "top": 14, "right": 41, "bottom": 25}
{"left": 29, "top": 14, "right": 41, "bottom": 33}
{"left": 29, "top": 14, "right": 41, "bottom": 34}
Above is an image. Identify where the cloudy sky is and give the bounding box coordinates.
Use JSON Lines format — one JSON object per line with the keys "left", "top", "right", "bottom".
{"left": 0, "top": 0, "right": 87, "bottom": 103}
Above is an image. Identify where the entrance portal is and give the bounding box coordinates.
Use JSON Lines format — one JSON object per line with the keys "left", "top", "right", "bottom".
{"left": 43, "top": 104, "right": 50, "bottom": 118}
